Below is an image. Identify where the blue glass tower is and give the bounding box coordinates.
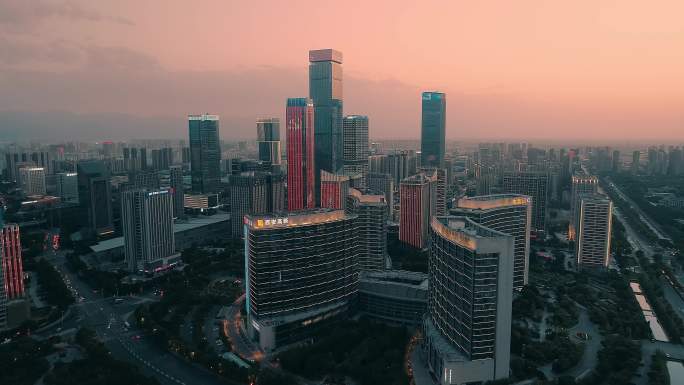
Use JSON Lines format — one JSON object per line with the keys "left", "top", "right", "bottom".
{"left": 421, "top": 91, "right": 446, "bottom": 168}
{"left": 188, "top": 114, "right": 221, "bottom": 193}
{"left": 309, "top": 49, "right": 343, "bottom": 205}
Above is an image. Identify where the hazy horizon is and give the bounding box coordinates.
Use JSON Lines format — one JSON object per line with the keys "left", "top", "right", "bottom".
{"left": 1, "top": 1, "right": 683, "bottom": 142}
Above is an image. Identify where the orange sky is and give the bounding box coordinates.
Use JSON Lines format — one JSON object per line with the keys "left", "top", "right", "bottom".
{"left": 0, "top": 0, "right": 682, "bottom": 141}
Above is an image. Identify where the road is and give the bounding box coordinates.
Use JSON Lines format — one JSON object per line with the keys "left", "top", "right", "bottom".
{"left": 613, "top": 207, "right": 656, "bottom": 259}
{"left": 605, "top": 178, "right": 671, "bottom": 242}
{"left": 224, "top": 294, "right": 263, "bottom": 362}
{"left": 37, "top": 252, "right": 226, "bottom": 385}
{"left": 564, "top": 307, "right": 604, "bottom": 380}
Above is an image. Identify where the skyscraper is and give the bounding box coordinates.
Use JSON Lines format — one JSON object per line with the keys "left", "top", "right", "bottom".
{"left": 368, "top": 172, "right": 395, "bottom": 219}
{"left": 257, "top": 118, "right": 282, "bottom": 167}
{"left": 400, "top": 173, "right": 436, "bottom": 249}
{"left": 346, "top": 189, "right": 388, "bottom": 271}
{"left": 452, "top": 194, "right": 532, "bottom": 289}
{"left": 569, "top": 174, "right": 599, "bottom": 240}
{"left": 244, "top": 210, "right": 358, "bottom": 351}
{"left": 1, "top": 223, "right": 24, "bottom": 300}
{"left": 502, "top": 171, "right": 549, "bottom": 234}
{"left": 286, "top": 98, "right": 315, "bottom": 211}
{"left": 421, "top": 91, "right": 446, "bottom": 168}
{"left": 342, "top": 115, "right": 369, "bottom": 188}
{"left": 122, "top": 189, "right": 176, "bottom": 272}
{"left": 320, "top": 170, "right": 350, "bottom": 211}
{"left": 228, "top": 171, "right": 285, "bottom": 238}
{"left": 631, "top": 150, "right": 640, "bottom": 174}
{"left": 424, "top": 216, "right": 513, "bottom": 384}
{"left": 309, "top": 49, "right": 344, "bottom": 204}
{"left": 575, "top": 194, "right": 613, "bottom": 269}
{"left": 189, "top": 114, "right": 221, "bottom": 194}
{"left": 77, "top": 160, "right": 114, "bottom": 237}
{"left": 169, "top": 165, "right": 185, "bottom": 220}
{"left": 56, "top": 172, "right": 79, "bottom": 203}
{"left": 18, "top": 167, "right": 46, "bottom": 196}
{"left": 420, "top": 167, "right": 447, "bottom": 216}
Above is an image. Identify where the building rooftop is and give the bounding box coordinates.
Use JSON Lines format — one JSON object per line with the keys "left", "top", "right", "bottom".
{"left": 245, "top": 209, "right": 350, "bottom": 231}
{"left": 188, "top": 113, "right": 219, "bottom": 121}
{"left": 90, "top": 213, "right": 231, "bottom": 253}
{"left": 456, "top": 194, "right": 531, "bottom": 210}
{"left": 431, "top": 216, "right": 510, "bottom": 250}
{"left": 309, "top": 49, "right": 343, "bottom": 64}
{"left": 348, "top": 188, "right": 385, "bottom": 204}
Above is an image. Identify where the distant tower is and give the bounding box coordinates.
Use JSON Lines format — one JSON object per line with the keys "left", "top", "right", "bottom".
{"left": 257, "top": 118, "right": 282, "bottom": 167}
{"left": 342, "top": 115, "right": 369, "bottom": 188}
{"left": 228, "top": 172, "right": 285, "bottom": 238}
{"left": 56, "top": 172, "right": 79, "bottom": 203}
{"left": 169, "top": 166, "right": 185, "bottom": 220}
{"left": 122, "top": 189, "right": 175, "bottom": 272}
{"left": 576, "top": 194, "right": 613, "bottom": 269}
{"left": 346, "top": 188, "right": 388, "bottom": 271}
{"left": 309, "top": 49, "right": 344, "bottom": 204}
{"left": 424, "top": 216, "right": 513, "bottom": 384}
{"left": 367, "top": 172, "right": 394, "bottom": 219}
{"left": 452, "top": 194, "right": 532, "bottom": 290}
{"left": 421, "top": 91, "right": 446, "bottom": 168}
{"left": 320, "top": 170, "right": 350, "bottom": 211}
{"left": 286, "top": 98, "right": 316, "bottom": 211}
{"left": 569, "top": 174, "right": 599, "bottom": 240}
{"left": 188, "top": 114, "right": 221, "bottom": 194}
{"left": 400, "top": 173, "right": 436, "bottom": 249}
{"left": 631, "top": 150, "right": 640, "bottom": 174}
{"left": 502, "top": 171, "right": 548, "bottom": 234}
{"left": 77, "top": 160, "right": 114, "bottom": 237}
{"left": 18, "top": 167, "right": 46, "bottom": 196}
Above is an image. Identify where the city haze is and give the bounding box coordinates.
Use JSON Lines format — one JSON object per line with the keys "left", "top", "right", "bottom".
{"left": 0, "top": 0, "right": 683, "bottom": 141}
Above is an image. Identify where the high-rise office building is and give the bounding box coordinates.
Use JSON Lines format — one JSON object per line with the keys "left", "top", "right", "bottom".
{"left": 569, "top": 174, "right": 599, "bottom": 240}
{"left": 421, "top": 91, "right": 446, "bottom": 168}
{"left": 55, "top": 172, "right": 79, "bottom": 203}
{"left": 77, "top": 160, "right": 114, "bottom": 237}
{"left": 244, "top": 210, "right": 358, "bottom": 351}
{"left": 400, "top": 173, "right": 436, "bottom": 249}
{"left": 169, "top": 166, "right": 185, "bottom": 220}
{"left": 388, "top": 150, "right": 418, "bottom": 186}
{"left": 424, "top": 216, "right": 513, "bottom": 385}
{"left": 286, "top": 98, "right": 316, "bottom": 211}
{"left": 18, "top": 167, "right": 46, "bottom": 196}
{"left": 346, "top": 189, "right": 388, "bottom": 271}
{"left": 631, "top": 150, "right": 640, "bottom": 174}
{"left": 189, "top": 114, "right": 221, "bottom": 194}
{"left": 452, "top": 194, "right": 531, "bottom": 289}
{"left": 309, "top": 49, "right": 344, "bottom": 204}
{"left": 342, "top": 115, "right": 369, "bottom": 188}
{"left": 421, "top": 167, "right": 447, "bottom": 216}
{"left": 502, "top": 171, "right": 548, "bottom": 234}
{"left": 129, "top": 170, "right": 161, "bottom": 190}
{"left": 575, "top": 194, "right": 613, "bottom": 269}
{"left": 612, "top": 150, "right": 621, "bottom": 173}
{"left": 1, "top": 223, "right": 24, "bottom": 300}
{"left": 368, "top": 172, "right": 394, "bottom": 219}
{"left": 122, "top": 189, "right": 176, "bottom": 272}
{"left": 151, "top": 148, "right": 174, "bottom": 170}
{"left": 257, "top": 118, "right": 282, "bottom": 167}
{"left": 320, "top": 170, "right": 350, "bottom": 211}
{"left": 228, "top": 172, "right": 285, "bottom": 238}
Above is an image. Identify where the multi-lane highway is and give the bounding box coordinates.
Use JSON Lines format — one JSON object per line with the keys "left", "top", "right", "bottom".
{"left": 37, "top": 253, "right": 226, "bottom": 385}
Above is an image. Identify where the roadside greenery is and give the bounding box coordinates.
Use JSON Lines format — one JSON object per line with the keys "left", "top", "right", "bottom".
{"left": 647, "top": 350, "right": 670, "bottom": 385}
{"left": 279, "top": 318, "right": 409, "bottom": 385}
{"left": 45, "top": 328, "right": 159, "bottom": 385}
{"left": 35, "top": 258, "right": 74, "bottom": 310}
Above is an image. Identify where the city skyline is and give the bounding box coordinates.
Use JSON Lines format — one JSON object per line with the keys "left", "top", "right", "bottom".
{"left": 1, "top": 1, "right": 683, "bottom": 142}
